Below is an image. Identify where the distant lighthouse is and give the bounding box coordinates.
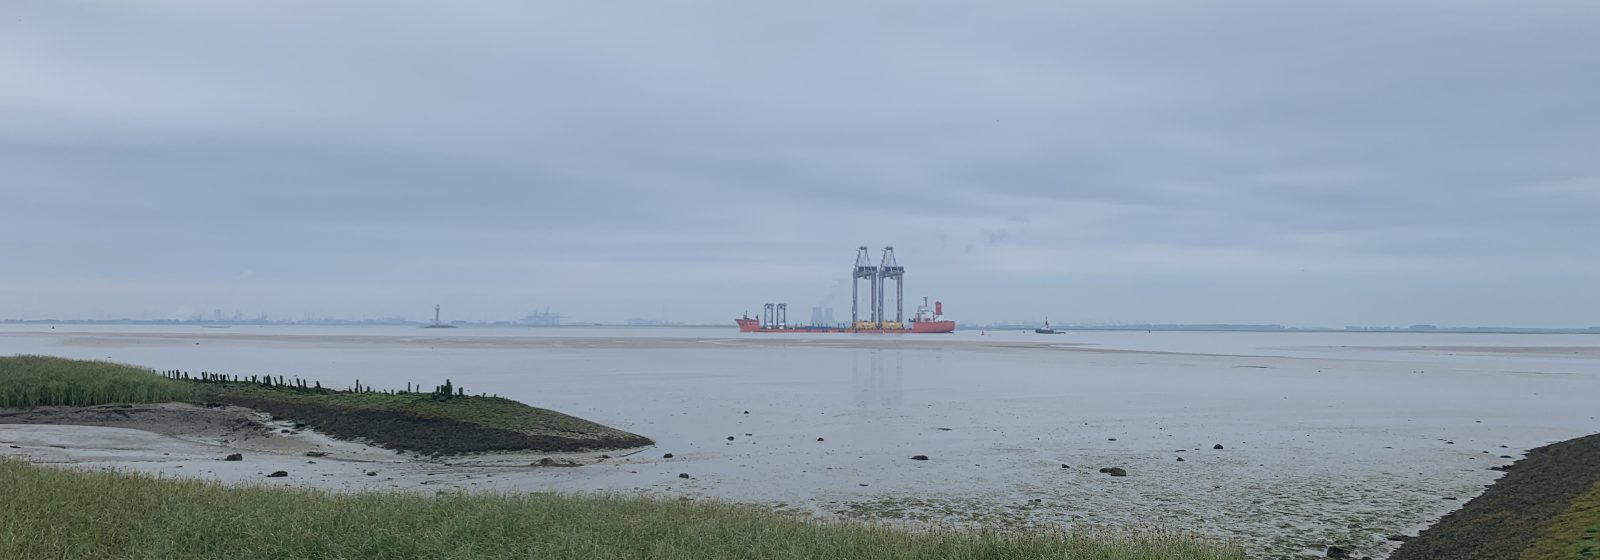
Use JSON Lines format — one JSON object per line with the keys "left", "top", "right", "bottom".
{"left": 423, "top": 304, "right": 457, "bottom": 328}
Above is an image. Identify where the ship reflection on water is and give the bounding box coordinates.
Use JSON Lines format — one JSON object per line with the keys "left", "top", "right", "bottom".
{"left": 851, "top": 349, "right": 903, "bottom": 409}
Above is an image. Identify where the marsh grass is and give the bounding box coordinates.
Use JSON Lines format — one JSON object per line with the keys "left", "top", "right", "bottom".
{"left": 0, "top": 355, "right": 191, "bottom": 408}
{"left": 0, "top": 459, "right": 1246, "bottom": 560}
{"left": 1, "top": 355, "right": 650, "bottom": 454}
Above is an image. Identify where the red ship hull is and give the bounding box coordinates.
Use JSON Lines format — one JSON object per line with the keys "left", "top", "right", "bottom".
{"left": 736, "top": 318, "right": 954, "bottom": 334}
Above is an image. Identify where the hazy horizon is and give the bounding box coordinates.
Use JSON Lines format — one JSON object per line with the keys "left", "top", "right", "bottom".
{"left": 4, "top": 2, "right": 1597, "bottom": 326}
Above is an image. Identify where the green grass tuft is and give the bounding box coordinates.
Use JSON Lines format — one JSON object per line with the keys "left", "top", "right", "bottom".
{"left": 0, "top": 458, "right": 1246, "bottom": 560}
{"left": 0, "top": 355, "right": 192, "bottom": 408}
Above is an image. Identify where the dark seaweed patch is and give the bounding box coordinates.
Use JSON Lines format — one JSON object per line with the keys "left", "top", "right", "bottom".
{"left": 1390, "top": 433, "right": 1600, "bottom": 560}
{"left": 210, "top": 394, "right": 651, "bottom": 456}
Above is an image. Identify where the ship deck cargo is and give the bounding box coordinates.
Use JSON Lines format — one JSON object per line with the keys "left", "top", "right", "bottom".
{"left": 734, "top": 317, "right": 955, "bottom": 334}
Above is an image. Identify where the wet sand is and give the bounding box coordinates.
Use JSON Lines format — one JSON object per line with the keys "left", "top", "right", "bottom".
{"left": 4, "top": 327, "right": 1598, "bottom": 558}
{"left": 0, "top": 404, "right": 619, "bottom": 488}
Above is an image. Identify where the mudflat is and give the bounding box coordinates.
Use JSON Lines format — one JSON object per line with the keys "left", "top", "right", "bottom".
{"left": 4, "top": 327, "right": 1598, "bottom": 558}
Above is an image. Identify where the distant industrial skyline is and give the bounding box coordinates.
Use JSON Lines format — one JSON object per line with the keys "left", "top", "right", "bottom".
{"left": 3, "top": 307, "right": 1596, "bottom": 333}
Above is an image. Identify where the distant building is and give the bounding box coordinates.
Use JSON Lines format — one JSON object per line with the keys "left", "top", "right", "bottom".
{"left": 625, "top": 318, "right": 684, "bottom": 326}
{"left": 518, "top": 308, "right": 565, "bottom": 326}
{"left": 810, "top": 306, "right": 835, "bottom": 327}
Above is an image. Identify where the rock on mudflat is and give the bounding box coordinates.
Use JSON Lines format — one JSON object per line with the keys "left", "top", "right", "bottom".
{"left": 305, "top": 451, "right": 328, "bottom": 457}
{"left": 224, "top": 453, "right": 243, "bottom": 461}
{"left": 1098, "top": 467, "right": 1127, "bottom": 477}
{"left": 266, "top": 471, "right": 288, "bottom": 478}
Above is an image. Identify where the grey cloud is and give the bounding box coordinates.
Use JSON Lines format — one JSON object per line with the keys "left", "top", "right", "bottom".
{"left": 1, "top": 1, "right": 1596, "bottom": 325}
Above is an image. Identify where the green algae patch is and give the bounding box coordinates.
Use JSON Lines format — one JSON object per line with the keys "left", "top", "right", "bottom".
{"left": 1393, "top": 432, "right": 1600, "bottom": 560}
{"left": 1521, "top": 479, "right": 1600, "bottom": 560}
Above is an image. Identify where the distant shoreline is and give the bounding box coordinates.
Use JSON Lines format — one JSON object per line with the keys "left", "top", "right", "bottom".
{"left": 3, "top": 320, "right": 1598, "bottom": 335}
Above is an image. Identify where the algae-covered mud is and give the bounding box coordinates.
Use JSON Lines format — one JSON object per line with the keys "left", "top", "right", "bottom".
{"left": 3, "top": 326, "right": 1598, "bottom": 558}
{"left": 1389, "top": 432, "right": 1600, "bottom": 560}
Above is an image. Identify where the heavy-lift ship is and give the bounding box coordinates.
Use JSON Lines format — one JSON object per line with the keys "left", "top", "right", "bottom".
{"left": 736, "top": 246, "right": 956, "bottom": 334}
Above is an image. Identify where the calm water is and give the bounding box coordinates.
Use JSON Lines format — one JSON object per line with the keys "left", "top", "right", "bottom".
{"left": 4, "top": 325, "right": 1598, "bottom": 556}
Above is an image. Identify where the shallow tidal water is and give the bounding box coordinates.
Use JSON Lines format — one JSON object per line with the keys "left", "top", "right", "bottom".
{"left": 3, "top": 325, "right": 1598, "bottom": 558}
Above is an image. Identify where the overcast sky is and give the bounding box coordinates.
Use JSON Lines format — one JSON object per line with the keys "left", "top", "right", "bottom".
{"left": 2, "top": 1, "right": 1597, "bottom": 326}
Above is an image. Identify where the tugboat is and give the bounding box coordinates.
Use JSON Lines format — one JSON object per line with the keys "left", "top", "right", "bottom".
{"left": 1034, "top": 317, "right": 1062, "bottom": 334}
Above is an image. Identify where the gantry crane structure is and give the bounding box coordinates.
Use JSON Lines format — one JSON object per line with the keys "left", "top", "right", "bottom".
{"left": 852, "top": 246, "right": 878, "bottom": 328}
{"left": 878, "top": 247, "right": 904, "bottom": 329}
{"left": 851, "top": 246, "right": 905, "bottom": 329}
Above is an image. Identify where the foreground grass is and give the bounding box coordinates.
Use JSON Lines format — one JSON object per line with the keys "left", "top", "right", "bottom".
{"left": 0, "top": 355, "right": 191, "bottom": 408}
{"left": 1522, "top": 478, "right": 1600, "bottom": 560}
{"left": 0, "top": 460, "right": 1244, "bottom": 560}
